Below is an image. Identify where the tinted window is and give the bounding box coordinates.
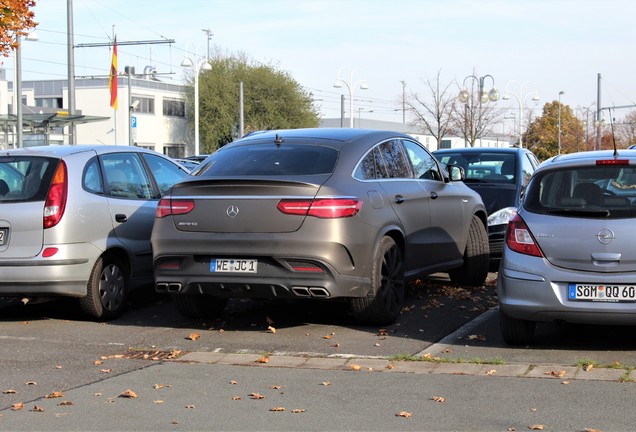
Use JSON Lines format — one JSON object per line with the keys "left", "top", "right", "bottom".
{"left": 0, "top": 156, "right": 56, "bottom": 201}
{"left": 195, "top": 144, "right": 338, "bottom": 177}
{"left": 377, "top": 140, "right": 411, "bottom": 179}
{"left": 83, "top": 157, "right": 104, "bottom": 194}
{"left": 525, "top": 165, "right": 636, "bottom": 219}
{"left": 102, "top": 153, "right": 153, "bottom": 199}
{"left": 402, "top": 139, "right": 442, "bottom": 181}
{"left": 143, "top": 153, "right": 188, "bottom": 195}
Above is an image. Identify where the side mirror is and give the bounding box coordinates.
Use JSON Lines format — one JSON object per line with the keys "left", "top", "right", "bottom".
{"left": 447, "top": 164, "right": 465, "bottom": 182}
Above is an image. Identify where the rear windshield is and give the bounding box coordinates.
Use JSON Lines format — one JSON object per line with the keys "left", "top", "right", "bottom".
{"left": 524, "top": 164, "right": 636, "bottom": 219}
{"left": 194, "top": 144, "right": 338, "bottom": 177}
{"left": 0, "top": 156, "right": 57, "bottom": 202}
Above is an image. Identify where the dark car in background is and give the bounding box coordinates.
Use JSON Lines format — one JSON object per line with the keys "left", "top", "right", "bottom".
{"left": 434, "top": 147, "right": 540, "bottom": 266}
{"left": 498, "top": 150, "right": 636, "bottom": 344}
{"left": 152, "top": 128, "right": 490, "bottom": 325}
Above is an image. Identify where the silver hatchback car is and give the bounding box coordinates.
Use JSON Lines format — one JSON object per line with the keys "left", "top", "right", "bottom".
{"left": 152, "top": 128, "right": 490, "bottom": 325}
{"left": 0, "top": 145, "right": 189, "bottom": 320}
{"left": 498, "top": 149, "right": 636, "bottom": 344}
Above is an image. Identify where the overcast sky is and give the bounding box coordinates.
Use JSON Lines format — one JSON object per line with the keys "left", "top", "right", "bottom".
{"left": 7, "top": 0, "right": 636, "bottom": 128}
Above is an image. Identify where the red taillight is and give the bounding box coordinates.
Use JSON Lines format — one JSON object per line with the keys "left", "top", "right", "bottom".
{"left": 505, "top": 214, "right": 543, "bottom": 257}
{"left": 596, "top": 159, "right": 629, "bottom": 165}
{"left": 277, "top": 198, "right": 362, "bottom": 218}
{"left": 43, "top": 161, "right": 68, "bottom": 229}
{"left": 156, "top": 198, "right": 195, "bottom": 218}
{"left": 42, "top": 247, "right": 58, "bottom": 258}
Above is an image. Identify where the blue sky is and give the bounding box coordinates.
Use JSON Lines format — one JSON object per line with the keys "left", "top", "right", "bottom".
{"left": 6, "top": 0, "right": 636, "bottom": 127}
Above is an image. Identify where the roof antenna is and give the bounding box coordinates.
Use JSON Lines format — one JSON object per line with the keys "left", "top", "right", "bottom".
{"left": 274, "top": 133, "right": 284, "bottom": 146}
{"left": 608, "top": 107, "right": 618, "bottom": 157}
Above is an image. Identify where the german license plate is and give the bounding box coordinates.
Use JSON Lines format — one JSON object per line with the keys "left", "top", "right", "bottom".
{"left": 568, "top": 283, "right": 636, "bottom": 303}
{"left": 0, "top": 228, "right": 7, "bottom": 246}
{"left": 210, "top": 258, "right": 257, "bottom": 273}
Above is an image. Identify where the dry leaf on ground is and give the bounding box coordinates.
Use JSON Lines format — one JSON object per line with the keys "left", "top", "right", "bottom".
{"left": 395, "top": 411, "right": 412, "bottom": 417}
{"left": 186, "top": 332, "right": 200, "bottom": 341}
{"left": 30, "top": 405, "right": 44, "bottom": 412}
{"left": 350, "top": 364, "right": 362, "bottom": 371}
{"left": 270, "top": 406, "right": 286, "bottom": 411}
{"left": 11, "top": 403, "right": 24, "bottom": 411}
{"left": 267, "top": 326, "right": 276, "bottom": 334}
{"left": 545, "top": 370, "right": 565, "bottom": 377}
{"left": 431, "top": 396, "right": 448, "bottom": 403}
{"left": 45, "top": 391, "right": 64, "bottom": 399}
{"left": 118, "top": 389, "right": 138, "bottom": 398}
{"left": 291, "top": 409, "right": 306, "bottom": 413}
{"left": 58, "top": 401, "right": 73, "bottom": 406}
{"left": 528, "top": 425, "right": 545, "bottom": 430}
{"left": 256, "top": 356, "right": 269, "bottom": 363}
{"left": 3, "top": 389, "right": 17, "bottom": 394}
{"left": 250, "top": 392, "right": 265, "bottom": 399}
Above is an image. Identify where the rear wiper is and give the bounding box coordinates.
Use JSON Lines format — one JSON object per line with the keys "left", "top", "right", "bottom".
{"left": 547, "top": 208, "right": 610, "bottom": 217}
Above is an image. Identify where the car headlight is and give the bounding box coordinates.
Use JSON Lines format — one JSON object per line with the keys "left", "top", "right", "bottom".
{"left": 487, "top": 207, "right": 517, "bottom": 226}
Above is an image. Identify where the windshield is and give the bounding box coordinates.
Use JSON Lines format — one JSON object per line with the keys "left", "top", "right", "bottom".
{"left": 436, "top": 152, "right": 516, "bottom": 183}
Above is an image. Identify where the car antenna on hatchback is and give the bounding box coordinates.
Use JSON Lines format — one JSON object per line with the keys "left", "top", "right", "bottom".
{"left": 608, "top": 107, "right": 618, "bottom": 157}
{"left": 274, "top": 133, "right": 284, "bottom": 146}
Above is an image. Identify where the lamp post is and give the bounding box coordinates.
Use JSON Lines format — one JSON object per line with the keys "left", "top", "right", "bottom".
{"left": 502, "top": 81, "right": 540, "bottom": 148}
{"left": 333, "top": 67, "right": 368, "bottom": 128}
{"left": 558, "top": 90, "right": 564, "bottom": 155}
{"left": 458, "top": 74, "right": 499, "bottom": 147}
{"left": 181, "top": 48, "right": 212, "bottom": 156}
{"left": 14, "top": 31, "right": 38, "bottom": 148}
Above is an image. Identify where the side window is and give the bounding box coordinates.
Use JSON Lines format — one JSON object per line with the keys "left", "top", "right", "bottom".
{"left": 83, "top": 157, "right": 104, "bottom": 194}
{"left": 354, "top": 149, "right": 378, "bottom": 180}
{"left": 142, "top": 153, "right": 188, "bottom": 196}
{"left": 102, "top": 153, "right": 153, "bottom": 199}
{"left": 522, "top": 154, "right": 536, "bottom": 185}
{"left": 377, "top": 140, "right": 411, "bottom": 179}
{"left": 402, "top": 139, "right": 442, "bottom": 181}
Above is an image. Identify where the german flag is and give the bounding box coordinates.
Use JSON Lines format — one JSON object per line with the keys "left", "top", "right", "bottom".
{"left": 109, "top": 37, "right": 118, "bottom": 109}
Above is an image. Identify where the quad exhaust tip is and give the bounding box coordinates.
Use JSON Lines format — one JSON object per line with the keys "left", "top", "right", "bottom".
{"left": 156, "top": 282, "right": 183, "bottom": 293}
{"left": 292, "top": 286, "right": 330, "bottom": 298}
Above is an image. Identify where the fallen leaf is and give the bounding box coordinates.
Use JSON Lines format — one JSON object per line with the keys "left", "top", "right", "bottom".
{"left": 118, "top": 389, "right": 138, "bottom": 398}
{"left": 386, "top": 364, "right": 396, "bottom": 370}
{"left": 486, "top": 369, "right": 497, "bottom": 375}
{"left": 529, "top": 408, "right": 538, "bottom": 412}
{"left": 58, "top": 401, "right": 73, "bottom": 406}
{"left": 153, "top": 384, "right": 167, "bottom": 389}
{"left": 250, "top": 392, "right": 265, "bottom": 399}
{"left": 545, "top": 370, "right": 565, "bottom": 377}
{"left": 3, "top": 389, "right": 17, "bottom": 394}
{"left": 270, "top": 385, "right": 283, "bottom": 390}
{"left": 431, "top": 396, "right": 448, "bottom": 403}
{"left": 291, "top": 409, "right": 306, "bottom": 413}
{"left": 507, "top": 428, "right": 517, "bottom": 431}
{"left": 612, "top": 360, "right": 621, "bottom": 367}
{"left": 256, "top": 356, "right": 269, "bottom": 364}
{"left": 528, "top": 425, "right": 545, "bottom": 430}
{"left": 153, "top": 400, "right": 164, "bottom": 404}
{"left": 321, "top": 381, "right": 332, "bottom": 386}
{"left": 267, "top": 326, "right": 276, "bottom": 334}
{"left": 30, "top": 405, "right": 44, "bottom": 412}
{"left": 45, "top": 391, "right": 64, "bottom": 399}
{"left": 186, "top": 333, "right": 200, "bottom": 341}
{"left": 100, "top": 354, "right": 124, "bottom": 360}
{"left": 94, "top": 392, "right": 103, "bottom": 397}
{"left": 26, "top": 381, "right": 37, "bottom": 386}
{"left": 231, "top": 396, "right": 242, "bottom": 400}
{"left": 94, "top": 360, "right": 103, "bottom": 365}
{"left": 374, "top": 343, "right": 381, "bottom": 347}
{"left": 421, "top": 353, "right": 433, "bottom": 359}
{"left": 229, "top": 380, "right": 238, "bottom": 385}
{"left": 20, "top": 321, "right": 29, "bottom": 324}
{"left": 100, "top": 369, "right": 112, "bottom": 373}
{"left": 350, "top": 364, "right": 362, "bottom": 371}
{"left": 330, "top": 343, "right": 340, "bottom": 348}
{"left": 11, "top": 402, "right": 24, "bottom": 411}
{"left": 396, "top": 411, "right": 412, "bottom": 417}
{"left": 584, "top": 429, "right": 603, "bottom": 432}
{"left": 562, "top": 381, "right": 570, "bottom": 385}
{"left": 322, "top": 334, "right": 333, "bottom": 339}
{"left": 583, "top": 364, "right": 594, "bottom": 372}
{"left": 167, "top": 349, "right": 182, "bottom": 359}
{"left": 185, "top": 404, "right": 196, "bottom": 409}
{"left": 270, "top": 406, "right": 286, "bottom": 412}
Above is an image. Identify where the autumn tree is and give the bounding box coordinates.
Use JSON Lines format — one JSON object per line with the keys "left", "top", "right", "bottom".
{"left": 615, "top": 110, "right": 636, "bottom": 147}
{"left": 0, "top": 0, "right": 37, "bottom": 57}
{"left": 185, "top": 51, "right": 320, "bottom": 153}
{"left": 523, "top": 101, "right": 585, "bottom": 160}
{"left": 407, "top": 70, "right": 456, "bottom": 147}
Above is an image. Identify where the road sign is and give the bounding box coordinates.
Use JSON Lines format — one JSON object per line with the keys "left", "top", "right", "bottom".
{"left": 131, "top": 116, "right": 137, "bottom": 128}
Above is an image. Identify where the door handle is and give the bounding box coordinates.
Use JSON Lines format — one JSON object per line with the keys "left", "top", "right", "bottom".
{"left": 430, "top": 192, "right": 439, "bottom": 199}
{"left": 394, "top": 195, "right": 405, "bottom": 204}
{"left": 115, "top": 214, "right": 128, "bottom": 223}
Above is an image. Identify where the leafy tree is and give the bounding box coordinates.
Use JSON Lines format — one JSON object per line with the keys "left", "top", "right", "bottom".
{"left": 185, "top": 51, "right": 320, "bottom": 153}
{"left": 524, "top": 101, "right": 585, "bottom": 160}
{"left": 0, "top": 0, "right": 37, "bottom": 57}
{"left": 615, "top": 110, "right": 636, "bottom": 147}
{"left": 407, "top": 70, "right": 456, "bottom": 147}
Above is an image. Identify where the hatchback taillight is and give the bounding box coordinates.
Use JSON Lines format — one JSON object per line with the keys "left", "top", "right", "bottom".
{"left": 277, "top": 198, "right": 362, "bottom": 218}
{"left": 505, "top": 214, "right": 543, "bottom": 257}
{"left": 43, "top": 161, "right": 68, "bottom": 229}
{"left": 156, "top": 198, "right": 195, "bottom": 218}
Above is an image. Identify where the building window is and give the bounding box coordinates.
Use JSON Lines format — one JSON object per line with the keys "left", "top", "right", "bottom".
{"left": 35, "top": 97, "right": 63, "bottom": 108}
{"left": 163, "top": 143, "right": 185, "bottom": 158}
{"left": 131, "top": 95, "right": 155, "bottom": 114}
{"left": 163, "top": 99, "right": 185, "bottom": 117}
{"left": 440, "top": 139, "right": 452, "bottom": 149}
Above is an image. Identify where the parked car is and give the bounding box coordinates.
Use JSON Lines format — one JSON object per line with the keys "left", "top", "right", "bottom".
{"left": 434, "top": 147, "right": 540, "bottom": 267}
{"left": 173, "top": 158, "right": 200, "bottom": 171}
{"left": 0, "top": 145, "right": 189, "bottom": 320}
{"left": 498, "top": 149, "right": 636, "bottom": 344}
{"left": 152, "top": 128, "right": 490, "bottom": 325}
{"left": 183, "top": 154, "right": 211, "bottom": 163}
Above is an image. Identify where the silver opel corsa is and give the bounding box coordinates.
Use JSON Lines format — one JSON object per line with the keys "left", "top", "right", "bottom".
{"left": 152, "top": 128, "right": 490, "bottom": 325}
{"left": 0, "top": 145, "right": 189, "bottom": 320}
{"left": 498, "top": 149, "right": 636, "bottom": 344}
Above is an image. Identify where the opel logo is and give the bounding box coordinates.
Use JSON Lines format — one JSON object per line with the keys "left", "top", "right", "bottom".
{"left": 596, "top": 228, "right": 615, "bottom": 245}
{"left": 226, "top": 205, "right": 239, "bottom": 218}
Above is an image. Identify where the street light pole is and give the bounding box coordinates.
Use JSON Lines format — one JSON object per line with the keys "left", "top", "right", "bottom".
{"left": 558, "top": 90, "right": 564, "bottom": 155}
{"left": 334, "top": 67, "right": 368, "bottom": 128}
{"left": 458, "top": 74, "right": 499, "bottom": 147}
{"left": 502, "top": 81, "right": 540, "bottom": 148}
{"left": 13, "top": 32, "right": 38, "bottom": 148}
{"left": 181, "top": 47, "right": 212, "bottom": 156}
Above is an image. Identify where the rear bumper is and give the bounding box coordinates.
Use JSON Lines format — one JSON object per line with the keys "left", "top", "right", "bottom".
{"left": 0, "top": 243, "right": 99, "bottom": 297}
{"left": 498, "top": 251, "right": 636, "bottom": 325}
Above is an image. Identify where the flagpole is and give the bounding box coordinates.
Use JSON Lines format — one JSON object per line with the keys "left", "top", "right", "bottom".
{"left": 112, "top": 26, "right": 117, "bottom": 144}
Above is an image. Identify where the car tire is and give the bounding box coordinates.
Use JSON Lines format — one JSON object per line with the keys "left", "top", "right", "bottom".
{"left": 351, "top": 236, "right": 405, "bottom": 325}
{"left": 172, "top": 294, "right": 228, "bottom": 319}
{"left": 499, "top": 309, "right": 535, "bottom": 345}
{"left": 449, "top": 215, "right": 489, "bottom": 287}
{"left": 79, "top": 255, "right": 128, "bottom": 321}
